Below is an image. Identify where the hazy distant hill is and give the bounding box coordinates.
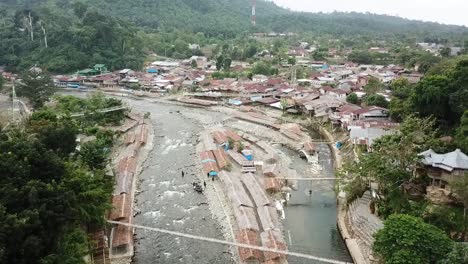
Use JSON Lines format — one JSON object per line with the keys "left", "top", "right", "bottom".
{"left": 79, "top": 0, "right": 468, "bottom": 38}
{"left": 2, "top": 0, "right": 467, "bottom": 38}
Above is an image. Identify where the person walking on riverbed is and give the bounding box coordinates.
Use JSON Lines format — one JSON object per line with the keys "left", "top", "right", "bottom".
{"left": 182, "top": 171, "right": 185, "bottom": 178}
{"left": 203, "top": 181, "right": 207, "bottom": 189}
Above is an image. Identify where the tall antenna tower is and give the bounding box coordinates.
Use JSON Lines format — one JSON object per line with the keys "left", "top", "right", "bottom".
{"left": 251, "top": 0, "right": 256, "bottom": 26}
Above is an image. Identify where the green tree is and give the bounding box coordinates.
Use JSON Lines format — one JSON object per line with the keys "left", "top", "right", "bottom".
{"left": 41, "top": 228, "right": 89, "bottom": 264}
{"left": 17, "top": 70, "right": 56, "bottom": 109}
{"left": 346, "top": 93, "right": 359, "bottom": 104}
{"left": 374, "top": 214, "right": 453, "bottom": 264}
{"left": 365, "top": 94, "right": 388, "bottom": 108}
{"left": 450, "top": 173, "right": 468, "bottom": 235}
{"left": 440, "top": 243, "right": 468, "bottom": 264}
{"left": 191, "top": 59, "right": 198, "bottom": 68}
{"left": 440, "top": 47, "right": 451, "bottom": 57}
{"left": 364, "top": 77, "right": 383, "bottom": 95}
{"left": 411, "top": 75, "right": 453, "bottom": 123}
{"left": 79, "top": 139, "right": 109, "bottom": 170}
{"left": 342, "top": 116, "right": 440, "bottom": 215}
{"left": 287, "top": 56, "right": 296, "bottom": 65}
{"left": 390, "top": 78, "right": 412, "bottom": 99}
{"left": 223, "top": 56, "right": 232, "bottom": 70}
{"left": 311, "top": 51, "right": 326, "bottom": 61}
{"left": 216, "top": 54, "right": 224, "bottom": 71}
{"left": 389, "top": 98, "right": 411, "bottom": 122}
{"left": 456, "top": 110, "right": 468, "bottom": 153}
{"left": 0, "top": 75, "right": 4, "bottom": 91}
{"left": 29, "top": 110, "right": 78, "bottom": 156}
{"left": 348, "top": 50, "right": 373, "bottom": 64}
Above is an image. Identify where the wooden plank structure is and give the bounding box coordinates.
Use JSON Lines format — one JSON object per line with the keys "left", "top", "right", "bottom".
{"left": 241, "top": 160, "right": 257, "bottom": 173}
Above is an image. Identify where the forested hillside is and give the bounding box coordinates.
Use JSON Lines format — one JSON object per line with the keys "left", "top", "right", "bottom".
{"left": 1, "top": 0, "right": 468, "bottom": 73}
{"left": 0, "top": 0, "right": 146, "bottom": 73}
{"left": 3, "top": 0, "right": 468, "bottom": 37}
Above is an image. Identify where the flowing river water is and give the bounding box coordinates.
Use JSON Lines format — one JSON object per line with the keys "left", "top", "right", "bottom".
{"left": 276, "top": 143, "right": 352, "bottom": 263}
{"left": 117, "top": 98, "right": 351, "bottom": 263}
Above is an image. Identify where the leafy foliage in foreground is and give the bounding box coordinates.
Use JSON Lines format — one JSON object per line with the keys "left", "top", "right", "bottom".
{"left": 0, "top": 94, "right": 125, "bottom": 263}
{"left": 374, "top": 214, "right": 453, "bottom": 264}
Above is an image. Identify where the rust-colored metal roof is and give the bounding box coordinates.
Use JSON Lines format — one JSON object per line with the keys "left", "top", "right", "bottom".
{"left": 114, "top": 171, "right": 133, "bottom": 195}
{"left": 264, "top": 178, "right": 283, "bottom": 193}
{"left": 219, "top": 171, "right": 254, "bottom": 207}
{"left": 137, "top": 124, "right": 148, "bottom": 145}
{"left": 263, "top": 164, "right": 280, "bottom": 178}
{"left": 199, "top": 151, "right": 219, "bottom": 174}
{"left": 212, "top": 131, "right": 228, "bottom": 144}
{"left": 233, "top": 205, "right": 260, "bottom": 231}
{"left": 260, "top": 230, "right": 287, "bottom": 261}
{"left": 111, "top": 224, "right": 133, "bottom": 249}
{"left": 257, "top": 206, "right": 280, "bottom": 231}
{"left": 241, "top": 173, "right": 271, "bottom": 206}
{"left": 236, "top": 229, "right": 263, "bottom": 262}
{"left": 225, "top": 130, "right": 243, "bottom": 142}
{"left": 109, "top": 193, "right": 132, "bottom": 221}
{"left": 117, "top": 156, "right": 137, "bottom": 174}
{"left": 212, "top": 149, "right": 229, "bottom": 169}
{"left": 227, "top": 150, "right": 247, "bottom": 165}
{"left": 124, "top": 132, "right": 135, "bottom": 145}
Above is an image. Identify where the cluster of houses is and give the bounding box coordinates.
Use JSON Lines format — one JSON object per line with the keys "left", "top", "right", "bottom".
{"left": 49, "top": 53, "right": 426, "bottom": 151}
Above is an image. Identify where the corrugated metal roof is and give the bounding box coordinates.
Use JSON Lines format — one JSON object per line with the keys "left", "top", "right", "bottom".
{"left": 219, "top": 171, "right": 254, "bottom": 208}
{"left": 420, "top": 149, "right": 468, "bottom": 171}
{"left": 241, "top": 173, "right": 271, "bottom": 206}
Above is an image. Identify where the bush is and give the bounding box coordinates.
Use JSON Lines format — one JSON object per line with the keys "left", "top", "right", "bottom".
{"left": 346, "top": 93, "right": 359, "bottom": 104}
{"left": 374, "top": 214, "right": 453, "bottom": 264}
{"left": 237, "top": 142, "right": 245, "bottom": 153}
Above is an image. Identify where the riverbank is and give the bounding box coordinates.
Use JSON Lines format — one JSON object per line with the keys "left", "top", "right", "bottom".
{"left": 107, "top": 112, "right": 153, "bottom": 264}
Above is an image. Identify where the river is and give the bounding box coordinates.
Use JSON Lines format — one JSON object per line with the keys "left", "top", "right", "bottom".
{"left": 129, "top": 100, "right": 233, "bottom": 264}
{"left": 118, "top": 97, "right": 350, "bottom": 263}
{"left": 277, "top": 142, "right": 352, "bottom": 263}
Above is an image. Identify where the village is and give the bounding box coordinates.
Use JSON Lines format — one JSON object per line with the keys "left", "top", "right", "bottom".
{"left": 1, "top": 38, "right": 467, "bottom": 264}
{"left": 31, "top": 39, "right": 429, "bottom": 154}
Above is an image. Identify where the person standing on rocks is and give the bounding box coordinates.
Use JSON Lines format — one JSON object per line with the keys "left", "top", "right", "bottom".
{"left": 203, "top": 181, "right": 207, "bottom": 189}
{"left": 182, "top": 171, "right": 185, "bottom": 178}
